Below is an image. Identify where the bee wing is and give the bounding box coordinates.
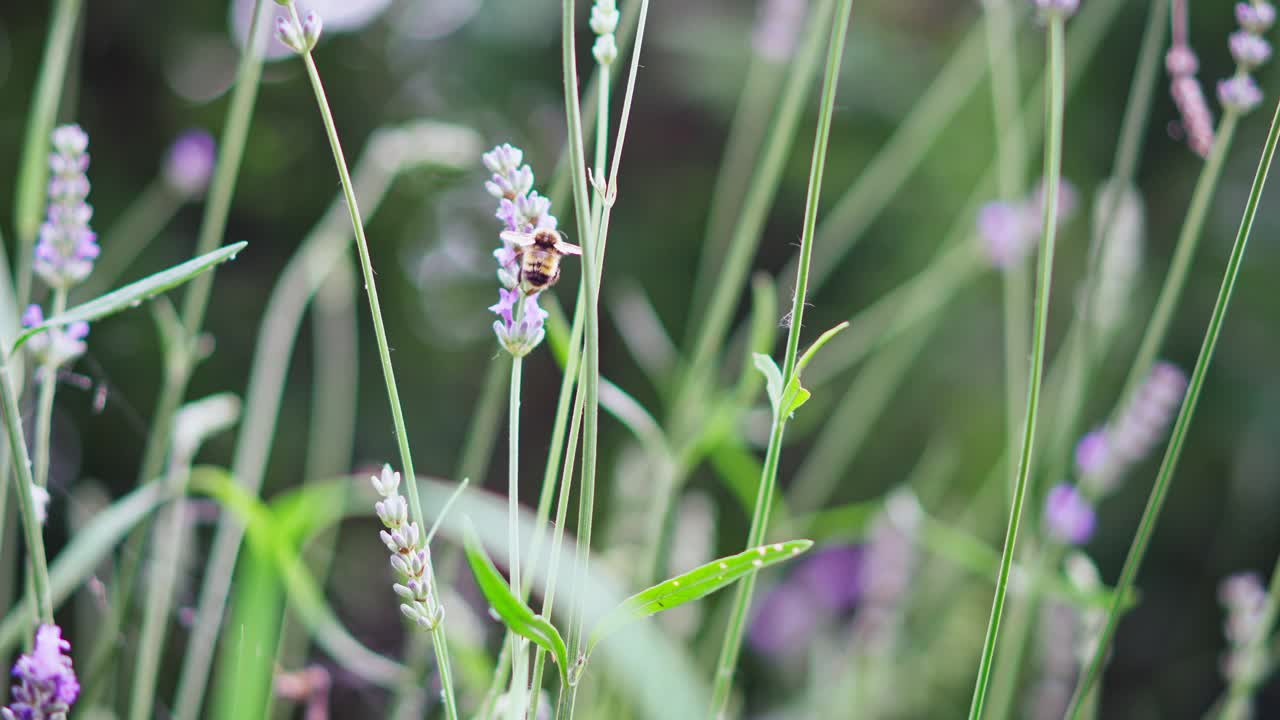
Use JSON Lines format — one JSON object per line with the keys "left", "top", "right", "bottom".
{"left": 500, "top": 231, "right": 536, "bottom": 247}
{"left": 554, "top": 241, "right": 583, "bottom": 256}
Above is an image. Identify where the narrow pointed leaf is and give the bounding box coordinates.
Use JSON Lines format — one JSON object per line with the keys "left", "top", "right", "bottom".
{"left": 795, "top": 321, "right": 849, "bottom": 376}
{"left": 753, "top": 352, "right": 784, "bottom": 413}
{"left": 587, "top": 539, "right": 813, "bottom": 654}
{"left": 14, "top": 241, "right": 248, "bottom": 352}
{"left": 463, "top": 527, "right": 570, "bottom": 687}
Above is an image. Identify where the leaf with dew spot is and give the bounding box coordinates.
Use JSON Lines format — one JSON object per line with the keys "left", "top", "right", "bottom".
{"left": 13, "top": 242, "right": 248, "bottom": 353}
{"left": 586, "top": 539, "right": 813, "bottom": 656}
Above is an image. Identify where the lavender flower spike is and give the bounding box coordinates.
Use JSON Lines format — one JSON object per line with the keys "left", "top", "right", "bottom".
{"left": 3, "top": 624, "right": 80, "bottom": 720}
{"left": 163, "top": 130, "right": 217, "bottom": 198}
{"left": 35, "top": 125, "right": 98, "bottom": 290}
{"left": 1077, "top": 361, "right": 1187, "bottom": 496}
{"left": 371, "top": 465, "right": 444, "bottom": 630}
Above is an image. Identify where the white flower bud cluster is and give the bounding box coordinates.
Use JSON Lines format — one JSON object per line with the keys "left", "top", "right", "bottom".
{"left": 371, "top": 465, "right": 444, "bottom": 630}
{"left": 275, "top": 9, "right": 323, "bottom": 55}
{"left": 590, "top": 0, "right": 620, "bottom": 66}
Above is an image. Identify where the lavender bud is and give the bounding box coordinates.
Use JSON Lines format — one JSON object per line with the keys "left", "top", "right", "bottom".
{"left": 370, "top": 464, "right": 400, "bottom": 497}
{"left": 1171, "top": 75, "right": 1216, "bottom": 158}
{"left": 375, "top": 495, "right": 408, "bottom": 528}
{"left": 302, "top": 11, "right": 323, "bottom": 49}
{"left": 1219, "top": 74, "right": 1264, "bottom": 113}
{"left": 1237, "top": 2, "right": 1277, "bottom": 33}
{"left": 589, "top": 0, "right": 620, "bottom": 36}
{"left": 1231, "top": 31, "right": 1273, "bottom": 69}
{"left": 1043, "top": 484, "right": 1096, "bottom": 545}
{"left": 1110, "top": 362, "right": 1187, "bottom": 463}
{"left": 392, "top": 583, "right": 415, "bottom": 601}
{"left": 275, "top": 16, "right": 306, "bottom": 54}
{"left": 163, "top": 130, "right": 216, "bottom": 197}
{"left": 482, "top": 144, "right": 523, "bottom": 175}
{"left": 389, "top": 553, "right": 411, "bottom": 577}
{"left": 593, "top": 34, "right": 618, "bottom": 66}
{"left": 1166, "top": 46, "right": 1200, "bottom": 77}
{"left": 977, "top": 200, "right": 1036, "bottom": 269}
{"left": 1074, "top": 429, "right": 1111, "bottom": 477}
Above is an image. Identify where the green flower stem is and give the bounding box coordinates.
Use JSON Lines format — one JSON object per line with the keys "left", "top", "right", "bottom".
{"left": 507, "top": 350, "right": 529, "bottom": 718}
{"left": 76, "top": 181, "right": 185, "bottom": 300}
{"left": 1065, "top": 94, "right": 1280, "bottom": 720}
{"left": 1222, "top": 552, "right": 1280, "bottom": 718}
{"left": 985, "top": 4, "right": 1169, "bottom": 712}
{"left": 289, "top": 7, "right": 458, "bottom": 718}
{"left": 966, "top": 15, "right": 1066, "bottom": 720}
{"left": 0, "top": 349, "right": 52, "bottom": 625}
{"left": 88, "top": 0, "right": 272, "bottom": 702}
{"left": 533, "top": 384, "right": 585, "bottom": 719}
{"left": 14, "top": 0, "right": 82, "bottom": 309}
{"left": 32, "top": 288, "right": 68, "bottom": 493}
{"left": 708, "top": 0, "right": 853, "bottom": 712}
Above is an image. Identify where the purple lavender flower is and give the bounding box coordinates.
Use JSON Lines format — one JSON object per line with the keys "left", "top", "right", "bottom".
{"left": 747, "top": 583, "right": 822, "bottom": 657}
{"left": 793, "top": 544, "right": 863, "bottom": 612}
{"left": 1218, "top": 571, "right": 1267, "bottom": 686}
{"left": 483, "top": 143, "right": 560, "bottom": 356}
{"left": 1077, "top": 361, "right": 1187, "bottom": 496}
{"left": 35, "top": 125, "right": 98, "bottom": 290}
{"left": 1237, "top": 2, "right": 1277, "bottom": 34}
{"left": 491, "top": 291, "right": 549, "bottom": 358}
{"left": 1219, "top": 75, "right": 1265, "bottom": 113}
{"left": 1231, "top": 30, "right": 1273, "bottom": 68}
{"left": 21, "top": 304, "right": 88, "bottom": 369}
{"left": 3, "top": 624, "right": 79, "bottom": 720}
{"left": 163, "top": 130, "right": 217, "bottom": 197}
{"left": 977, "top": 180, "right": 1075, "bottom": 268}
{"left": 1043, "top": 483, "right": 1096, "bottom": 545}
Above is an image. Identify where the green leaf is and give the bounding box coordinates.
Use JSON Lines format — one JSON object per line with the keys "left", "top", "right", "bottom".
{"left": 753, "top": 352, "right": 783, "bottom": 413}
{"left": 795, "top": 321, "right": 850, "bottom": 376}
{"left": 463, "top": 526, "right": 571, "bottom": 687}
{"left": 587, "top": 539, "right": 813, "bottom": 655}
{"left": 13, "top": 242, "right": 248, "bottom": 352}
{"left": 780, "top": 376, "right": 811, "bottom": 416}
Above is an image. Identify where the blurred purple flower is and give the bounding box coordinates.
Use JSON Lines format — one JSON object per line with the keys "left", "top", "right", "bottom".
{"left": 1077, "top": 361, "right": 1187, "bottom": 496}
{"left": 793, "top": 545, "right": 864, "bottom": 612}
{"left": 1074, "top": 429, "right": 1110, "bottom": 477}
{"left": 21, "top": 304, "right": 89, "bottom": 369}
{"left": 1237, "top": 2, "right": 1277, "bottom": 34}
{"left": 4, "top": 624, "right": 79, "bottom": 719}
{"left": 163, "top": 129, "right": 217, "bottom": 197}
{"left": 1219, "top": 74, "right": 1264, "bottom": 113}
{"left": 977, "top": 180, "right": 1075, "bottom": 269}
{"left": 747, "top": 583, "right": 822, "bottom": 657}
{"left": 753, "top": 0, "right": 807, "bottom": 62}
{"left": 1044, "top": 483, "right": 1096, "bottom": 545}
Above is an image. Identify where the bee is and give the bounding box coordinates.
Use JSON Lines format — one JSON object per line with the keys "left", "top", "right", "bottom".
{"left": 500, "top": 228, "right": 583, "bottom": 295}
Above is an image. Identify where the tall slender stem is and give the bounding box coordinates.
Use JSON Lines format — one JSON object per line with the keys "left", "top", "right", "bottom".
{"left": 1065, "top": 94, "right": 1280, "bottom": 720}
{"left": 290, "top": 7, "right": 457, "bottom": 717}
{"left": 0, "top": 350, "right": 52, "bottom": 625}
{"left": 966, "top": 14, "right": 1066, "bottom": 720}
{"left": 708, "top": 0, "right": 853, "bottom": 712}
{"left": 507, "top": 352, "right": 528, "bottom": 719}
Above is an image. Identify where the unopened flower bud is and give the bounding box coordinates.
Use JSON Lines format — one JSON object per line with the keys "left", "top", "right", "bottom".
{"left": 1237, "top": 2, "right": 1277, "bottom": 34}
{"left": 1230, "top": 31, "right": 1272, "bottom": 69}
{"left": 302, "top": 11, "right": 323, "bottom": 49}
{"left": 275, "top": 16, "right": 306, "bottom": 54}
{"left": 593, "top": 34, "right": 618, "bottom": 65}
{"left": 1219, "top": 74, "right": 1264, "bottom": 113}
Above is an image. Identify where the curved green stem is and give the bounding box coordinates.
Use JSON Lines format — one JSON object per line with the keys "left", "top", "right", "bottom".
{"left": 0, "top": 349, "right": 52, "bottom": 625}
{"left": 507, "top": 352, "right": 528, "bottom": 718}
{"left": 289, "top": 7, "right": 457, "bottom": 716}
{"left": 1065, "top": 93, "right": 1280, "bottom": 720}
{"left": 966, "top": 15, "right": 1066, "bottom": 720}
{"left": 708, "top": 0, "right": 853, "bottom": 711}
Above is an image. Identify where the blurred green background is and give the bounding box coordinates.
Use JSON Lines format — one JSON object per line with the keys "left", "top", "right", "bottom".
{"left": 2, "top": 0, "right": 1280, "bottom": 717}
